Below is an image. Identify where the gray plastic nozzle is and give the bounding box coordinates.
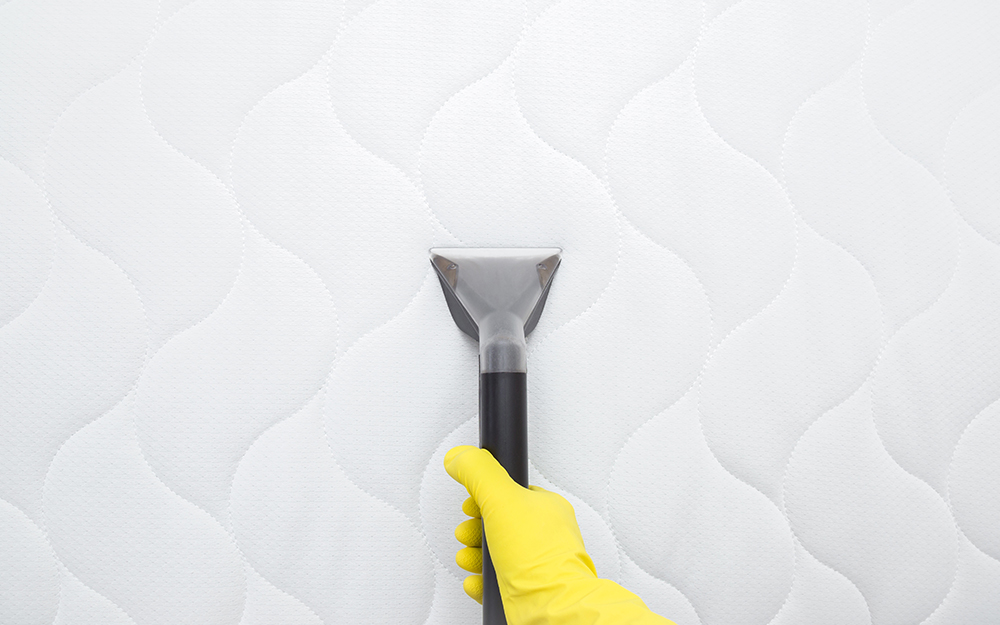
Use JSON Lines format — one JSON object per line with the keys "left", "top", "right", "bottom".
{"left": 429, "top": 248, "right": 561, "bottom": 373}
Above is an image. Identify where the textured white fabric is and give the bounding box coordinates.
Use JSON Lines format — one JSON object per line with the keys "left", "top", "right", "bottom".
{"left": 2, "top": 1, "right": 999, "bottom": 624}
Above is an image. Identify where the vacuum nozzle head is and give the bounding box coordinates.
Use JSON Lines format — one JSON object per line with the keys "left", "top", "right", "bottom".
{"left": 430, "top": 247, "right": 561, "bottom": 373}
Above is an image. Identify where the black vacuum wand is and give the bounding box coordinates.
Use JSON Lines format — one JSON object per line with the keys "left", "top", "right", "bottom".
{"left": 430, "top": 247, "right": 562, "bottom": 625}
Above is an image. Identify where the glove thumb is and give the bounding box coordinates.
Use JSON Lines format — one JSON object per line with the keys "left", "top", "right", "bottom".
{"left": 444, "top": 446, "right": 518, "bottom": 514}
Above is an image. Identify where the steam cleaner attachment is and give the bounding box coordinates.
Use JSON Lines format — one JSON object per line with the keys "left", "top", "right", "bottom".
{"left": 430, "top": 247, "right": 562, "bottom": 625}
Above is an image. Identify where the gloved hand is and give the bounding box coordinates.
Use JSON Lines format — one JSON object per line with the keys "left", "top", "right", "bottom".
{"left": 444, "top": 445, "right": 675, "bottom": 624}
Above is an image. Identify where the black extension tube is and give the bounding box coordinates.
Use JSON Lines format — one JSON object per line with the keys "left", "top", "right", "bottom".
{"left": 479, "top": 372, "right": 528, "bottom": 625}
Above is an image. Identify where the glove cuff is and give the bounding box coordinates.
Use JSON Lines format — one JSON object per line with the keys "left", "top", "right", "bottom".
{"left": 505, "top": 576, "right": 675, "bottom": 625}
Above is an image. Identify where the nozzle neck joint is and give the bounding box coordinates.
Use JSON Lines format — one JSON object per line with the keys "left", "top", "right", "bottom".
{"left": 479, "top": 312, "right": 527, "bottom": 374}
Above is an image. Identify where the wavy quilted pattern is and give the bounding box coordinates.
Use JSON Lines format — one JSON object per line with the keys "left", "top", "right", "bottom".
{"left": 2, "top": 1, "right": 998, "bottom": 623}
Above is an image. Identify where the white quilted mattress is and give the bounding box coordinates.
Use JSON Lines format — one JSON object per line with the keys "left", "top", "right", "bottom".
{"left": 3, "top": 0, "right": 999, "bottom": 623}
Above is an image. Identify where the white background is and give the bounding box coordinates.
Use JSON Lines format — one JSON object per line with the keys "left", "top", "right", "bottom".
{"left": 2, "top": 0, "right": 999, "bottom": 623}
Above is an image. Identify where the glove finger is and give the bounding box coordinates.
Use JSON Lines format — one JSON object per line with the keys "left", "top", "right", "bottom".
{"left": 463, "top": 574, "right": 484, "bottom": 604}
{"left": 455, "top": 546, "right": 483, "bottom": 573}
{"left": 454, "top": 518, "right": 482, "bottom": 547}
{"left": 444, "top": 446, "right": 518, "bottom": 513}
{"left": 462, "top": 496, "right": 481, "bottom": 518}
{"left": 527, "top": 484, "right": 548, "bottom": 493}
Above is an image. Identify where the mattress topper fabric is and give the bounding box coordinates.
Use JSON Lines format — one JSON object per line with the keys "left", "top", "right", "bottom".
{"left": 2, "top": 0, "right": 1000, "bottom": 624}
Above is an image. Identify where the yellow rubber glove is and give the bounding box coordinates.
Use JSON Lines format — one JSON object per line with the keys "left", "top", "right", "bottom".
{"left": 444, "top": 445, "right": 676, "bottom": 625}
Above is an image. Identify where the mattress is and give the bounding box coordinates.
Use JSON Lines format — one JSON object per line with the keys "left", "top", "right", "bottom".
{"left": 2, "top": 0, "right": 999, "bottom": 623}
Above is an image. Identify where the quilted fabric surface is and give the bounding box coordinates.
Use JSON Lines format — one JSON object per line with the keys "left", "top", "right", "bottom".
{"left": 3, "top": 0, "right": 1000, "bottom": 623}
